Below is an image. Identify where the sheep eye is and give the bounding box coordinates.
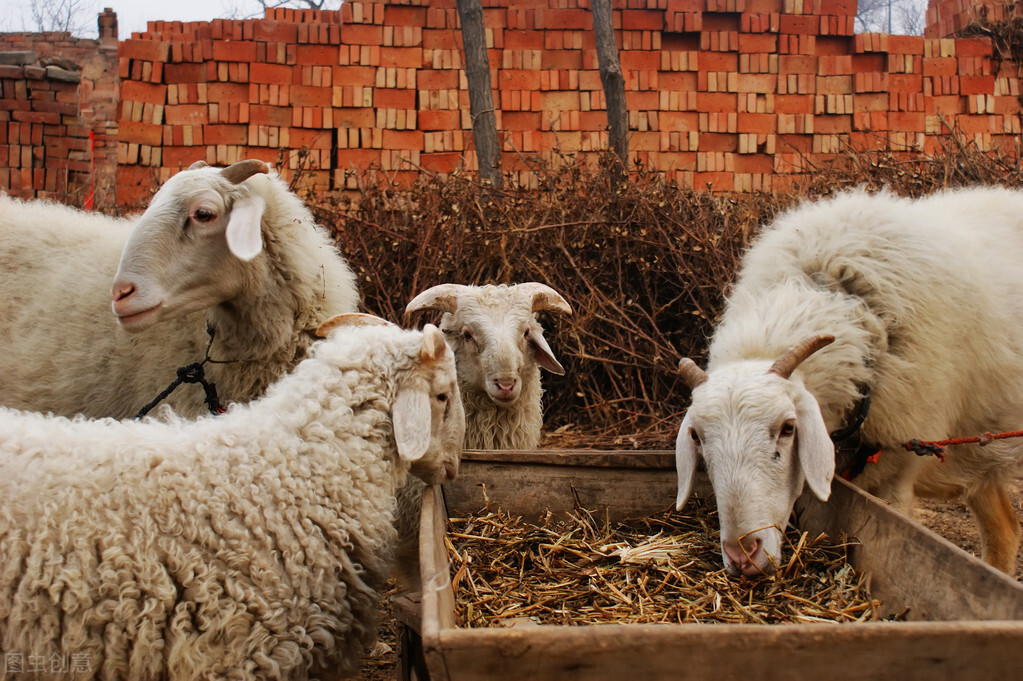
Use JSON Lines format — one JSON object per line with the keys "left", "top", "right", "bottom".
{"left": 462, "top": 330, "right": 473, "bottom": 342}
{"left": 689, "top": 428, "right": 700, "bottom": 444}
{"left": 436, "top": 393, "right": 448, "bottom": 403}
{"left": 780, "top": 422, "right": 795, "bottom": 438}
{"left": 194, "top": 208, "right": 217, "bottom": 223}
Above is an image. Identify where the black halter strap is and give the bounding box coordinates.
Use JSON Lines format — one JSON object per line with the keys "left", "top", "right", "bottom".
{"left": 831, "top": 386, "right": 882, "bottom": 481}
{"left": 134, "top": 325, "right": 226, "bottom": 419}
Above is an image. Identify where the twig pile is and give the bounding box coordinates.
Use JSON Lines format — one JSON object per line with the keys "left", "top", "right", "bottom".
{"left": 304, "top": 132, "right": 1023, "bottom": 449}
{"left": 447, "top": 498, "right": 879, "bottom": 627}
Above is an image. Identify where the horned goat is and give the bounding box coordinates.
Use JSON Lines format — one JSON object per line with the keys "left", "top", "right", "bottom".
{"left": 392, "top": 282, "right": 572, "bottom": 588}
{"left": 0, "top": 314, "right": 464, "bottom": 680}
{"left": 0, "top": 159, "right": 359, "bottom": 419}
{"left": 675, "top": 186, "right": 1023, "bottom": 577}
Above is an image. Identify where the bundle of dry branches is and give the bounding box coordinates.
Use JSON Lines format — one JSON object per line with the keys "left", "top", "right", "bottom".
{"left": 446, "top": 498, "right": 880, "bottom": 627}
{"left": 309, "top": 136, "right": 1023, "bottom": 448}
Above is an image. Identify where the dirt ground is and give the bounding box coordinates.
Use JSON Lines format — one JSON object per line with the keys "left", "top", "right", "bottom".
{"left": 915, "top": 477, "right": 1023, "bottom": 580}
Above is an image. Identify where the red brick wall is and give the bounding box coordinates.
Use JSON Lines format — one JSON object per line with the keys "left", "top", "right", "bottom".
{"left": 4, "top": 1, "right": 1017, "bottom": 208}
{"left": 0, "top": 10, "right": 120, "bottom": 210}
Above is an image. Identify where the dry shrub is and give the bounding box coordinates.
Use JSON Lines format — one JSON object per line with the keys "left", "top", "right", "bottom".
{"left": 309, "top": 135, "right": 1023, "bottom": 448}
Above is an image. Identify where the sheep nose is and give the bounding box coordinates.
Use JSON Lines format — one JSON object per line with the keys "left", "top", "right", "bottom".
{"left": 112, "top": 282, "right": 136, "bottom": 303}
{"left": 494, "top": 378, "right": 517, "bottom": 394}
{"left": 723, "top": 537, "right": 763, "bottom": 575}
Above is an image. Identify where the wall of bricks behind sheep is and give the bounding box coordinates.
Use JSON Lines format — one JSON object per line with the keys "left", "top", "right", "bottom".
{"left": 2, "top": 0, "right": 1021, "bottom": 209}
{"left": 0, "top": 10, "right": 119, "bottom": 210}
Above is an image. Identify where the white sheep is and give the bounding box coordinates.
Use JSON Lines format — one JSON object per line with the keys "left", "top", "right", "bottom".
{"left": 0, "top": 159, "right": 359, "bottom": 419}
{"left": 404, "top": 282, "right": 573, "bottom": 449}
{"left": 391, "top": 282, "right": 571, "bottom": 589}
{"left": 0, "top": 314, "right": 464, "bottom": 680}
{"left": 675, "top": 186, "right": 1023, "bottom": 577}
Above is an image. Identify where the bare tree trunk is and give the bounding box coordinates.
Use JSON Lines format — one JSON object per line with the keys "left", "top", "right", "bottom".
{"left": 456, "top": 0, "right": 502, "bottom": 188}
{"left": 590, "top": 0, "right": 629, "bottom": 174}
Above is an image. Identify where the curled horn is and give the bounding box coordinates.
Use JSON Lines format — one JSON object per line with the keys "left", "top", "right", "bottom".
{"left": 404, "top": 284, "right": 467, "bottom": 318}
{"left": 221, "top": 159, "right": 270, "bottom": 185}
{"left": 316, "top": 313, "right": 396, "bottom": 338}
{"left": 768, "top": 334, "right": 836, "bottom": 380}
{"left": 678, "top": 358, "right": 709, "bottom": 389}
{"left": 188, "top": 160, "right": 209, "bottom": 170}
{"left": 517, "top": 282, "right": 573, "bottom": 315}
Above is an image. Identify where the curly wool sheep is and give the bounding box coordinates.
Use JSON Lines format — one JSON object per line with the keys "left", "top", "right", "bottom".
{"left": 0, "top": 159, "right": 359, "bottom": 419}
{"left": 0, "top": 315, "right": 464, "bottom": 680}
{"left": 675, "top": 186, "right": 1023, "bottom": 577}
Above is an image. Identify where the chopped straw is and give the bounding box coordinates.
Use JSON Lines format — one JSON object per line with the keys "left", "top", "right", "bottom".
{"left": 448, "top": 497, "right": 880, "bottom": 627}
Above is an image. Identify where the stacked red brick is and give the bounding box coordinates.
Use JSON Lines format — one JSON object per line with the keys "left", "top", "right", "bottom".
{"left": 0, "top": 14, "right": 123, "bottom": 212}
{"left": 116, "top": 0, "right": 1019, "bottom": 201}
{"left": 0, "top": 53, "right": 92, "bottom": 203}
{"left": 924, "top": 0, "right": 1014, "bottom": 39}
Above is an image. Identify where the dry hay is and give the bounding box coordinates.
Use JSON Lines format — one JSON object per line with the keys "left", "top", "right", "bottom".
{"left": 447, "top": 496, "right": 881, "bottom": 627}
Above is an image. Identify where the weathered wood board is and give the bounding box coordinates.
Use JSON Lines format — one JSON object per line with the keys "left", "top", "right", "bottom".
{"left": 417, "top": 450, "right": 1023, "bottom": 681}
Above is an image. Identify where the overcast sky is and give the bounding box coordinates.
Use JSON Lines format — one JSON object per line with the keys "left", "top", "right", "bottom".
{"left": 0, "top": 0, "right": 246, "bottom": 38}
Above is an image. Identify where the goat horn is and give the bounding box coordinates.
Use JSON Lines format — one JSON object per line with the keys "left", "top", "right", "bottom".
{"left": 316, "top": 313, "right": 396, "bottom": 338}
{"left": 221, "top": 159, "right": 270, "bottom": 184}
{"left": 678, "top": 358, "right": 709, "bottom": 389}
{"left": 404, "top": 284, "right": 466, "bottom": 318}
{"left": 515, "top": 282, "right": 573, "bottom": 315}
{"left": 767, "top": 334, "right": 836, "bottom": 380}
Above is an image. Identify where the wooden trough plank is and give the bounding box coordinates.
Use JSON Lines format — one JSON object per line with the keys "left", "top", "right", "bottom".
{"left": 428, "top": 621, "right": 1023, "bottom": 681}
{"left": 796, "top": 477, "right": 1023, "bottom": 621}
{"left": 445, "top": 450, "right": 699, "bottom": 523}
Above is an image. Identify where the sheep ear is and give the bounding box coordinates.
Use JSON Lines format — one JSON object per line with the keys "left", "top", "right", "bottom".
{"left": 675, "top": 410, "right": 699, "bottom": 510}
{"left": 527, "top": 328, "right": 565, "bottom": 375}
{"left": 393, "top": 387, "right": 431, "bottom": 462}
{"left": 226, "top": 194, "right": 266, "bottom": 261}
{"left": 420, "top": 324, "right": 449, "bottom": 364}
{"left": 794, "top": 389, "right": 834, "bottom": 501}
{"left": 405, "top": 284, "right": 466, "bottom": 318}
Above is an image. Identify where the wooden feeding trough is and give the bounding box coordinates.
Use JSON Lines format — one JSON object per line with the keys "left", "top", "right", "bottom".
{"left": 408, "top": 449, "right": 1023, "bottom": 681}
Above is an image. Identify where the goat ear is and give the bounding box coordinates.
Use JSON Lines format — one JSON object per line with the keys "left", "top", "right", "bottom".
{"left": 420, "top": 324, "right": 449, "bottom": 364}
{"left": 527, "top": 328, "right": 565, "bottom": 375}
{"left": 226, "top": 194, "right": 266, "bottom": 261}
{"left": 393, "top": 387, "right": 431, "bottom": 462}
{"left": 794, "top": 389, "right": 834, "bottom": 501}
{"left": 675, "top": 411, "right": 699, "bottom": 510}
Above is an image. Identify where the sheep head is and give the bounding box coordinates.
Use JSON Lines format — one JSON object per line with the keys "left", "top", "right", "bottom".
{"left": 319, "top": 319, "right": 465, "bottom": 486}
{"left": 675, "top": 335, "right": 836, "bottom": 578}
{"left": 405, "top": 283, "right": 572, "bottom": 408}
{"left": 110, "top": 159, "right": 271, "bottom": 332}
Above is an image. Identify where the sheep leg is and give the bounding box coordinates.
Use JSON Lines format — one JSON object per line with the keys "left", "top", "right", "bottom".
{"left": 966, "top": 480, "right": 1021, "bottom": 574}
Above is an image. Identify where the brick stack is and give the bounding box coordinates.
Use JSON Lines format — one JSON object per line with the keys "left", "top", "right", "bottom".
{"left": 0, "top": 13, "right": 120, "bottom": 210}
{"left": 0, "top": 52, "right": 92, "bottom": 204}
{"left": 114, "top": 0, "right": 1020, "bottom": 202}
{"left": 924, "top": 0, "right": 1014, "bottom": 40}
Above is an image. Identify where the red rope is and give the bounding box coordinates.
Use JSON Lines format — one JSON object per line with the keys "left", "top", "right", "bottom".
{"left": 904, "top": 429, "right": 1023, "bottom": 462}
